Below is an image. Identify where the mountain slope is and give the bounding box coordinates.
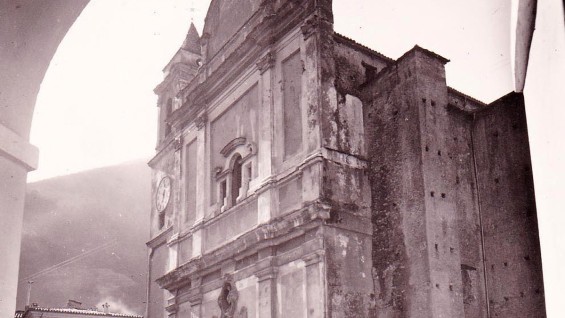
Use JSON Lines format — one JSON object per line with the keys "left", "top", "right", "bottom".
{"left": 16, "top": 160, "right": 151, "bottom": 315}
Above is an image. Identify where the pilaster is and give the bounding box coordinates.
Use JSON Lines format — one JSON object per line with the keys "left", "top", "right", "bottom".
{"left": 256, "top": 267, "right": 278, "bottom": 318}
{"left": 188, "top": 292, "right": 203, "bottom": 318}
{"left": 257, "top": 51, "right": 276, "bottom": 224}
{"left": 303, "top": 252, "right": 324, "bottom": 318}
{"left": 195, "top": 115, "right": 207, "bottom": 223}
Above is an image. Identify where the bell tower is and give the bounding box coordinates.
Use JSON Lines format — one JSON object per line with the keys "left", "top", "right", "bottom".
{"left": 147, "top": 1, "right": 545, "bottom": 317}
{"left": 147, "top": 22, "right": 202, "bottom": 318}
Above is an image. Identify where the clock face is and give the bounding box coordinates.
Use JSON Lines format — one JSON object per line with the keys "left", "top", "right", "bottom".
{"left": 156, "top": 176, "right": 171, "bottom": 212}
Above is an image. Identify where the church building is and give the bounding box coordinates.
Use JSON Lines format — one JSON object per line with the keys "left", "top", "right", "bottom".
{"left": 146, "top": 0, "right": 545, "bottom": 317}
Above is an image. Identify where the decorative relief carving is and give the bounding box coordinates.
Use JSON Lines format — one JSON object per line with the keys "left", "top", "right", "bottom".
{"left": 174, "top": 136, "right": 183, "bottom": 151}
{"left": 220, "top": 137, "right": 247, "bottom": 158}
{"left": 255, "top": 267, "right": 278, "bottom": 282}
{"left": 301, "top": 15, "right": 333, "bottom": 40}
{"left": 303, "top": 251, "right": 325, "bottom": 266}
{"left": 173, "top": 96, "right": 183, "bottom": 110}
{"left": 217, "top": 278, "right": 239, "bottom": 318}
{"left": 164, "top": 304, "right": 177, "bottom": 314}
{"left": 195, "top": 114, "right": 207, "bottom": 130}
{"left": 301, "top": 15, "right": 320, "bottom": 39}
{"left": 256, "top": 52, "right": 275, "bottom": 74}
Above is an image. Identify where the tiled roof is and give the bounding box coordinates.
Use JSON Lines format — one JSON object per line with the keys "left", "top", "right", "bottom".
{"left": 18, "top": 307, "right": 142, "bottom": 318}
{"left": 448, "top": 86, "right": 486, "bottom": 106}
{"left": 333, "top": 33, "right": 394, "bottom": 63}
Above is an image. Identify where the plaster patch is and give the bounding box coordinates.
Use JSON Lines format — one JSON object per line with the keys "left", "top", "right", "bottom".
{"left": 337, "top": 233, "right": 349, "bottom": 248}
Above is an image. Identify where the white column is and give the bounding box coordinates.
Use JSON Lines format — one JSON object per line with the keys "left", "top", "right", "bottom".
{"left": 0, "top": 124, "right": 38, "bottom": 316}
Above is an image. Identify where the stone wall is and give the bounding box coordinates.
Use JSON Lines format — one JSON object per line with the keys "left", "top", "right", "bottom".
{"left": 362, "top": 47, "right": 545, "bottom": 317}
{"left": 446, "top": 102, "right": 487, "bottom": 317}
{"left": 148, "top": 0, "right": 546, "bottom": 316}
{"left": 473, "top": 92, "right": 545, "bottom": 317}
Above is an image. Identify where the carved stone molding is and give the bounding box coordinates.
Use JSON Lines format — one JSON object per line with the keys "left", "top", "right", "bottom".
{"left": 174, "top": 136, "right": 183, "bottom": 151}
{"left": 257, "top": 52, "right": 275, "bottom": 74}
{"left": 195, "top": 114, "right": 207, "bottom": 130}
{"left": 303, "top": 250, "right": 325, "bottom": 267}
{"left": 187, "top": 292, "right": 203, "bottom": 306}
{"left": 220, "top": 137, "right": 247, "bottom": 157}
{"left": 255, "top": 267, "right": 278, "bottom": 282}
{"left": 165, "top": 303, "right": 178, "bottom": 314}
{"left": 301, "top": 15, "right": 319, "bottom": 39}
{"left": 301, "top": 15, "right": 333, "bottom": 40}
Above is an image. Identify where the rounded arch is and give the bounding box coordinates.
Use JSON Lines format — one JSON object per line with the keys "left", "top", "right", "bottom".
{"left": 0, "top": 2, "right": 88, "bottom": 316}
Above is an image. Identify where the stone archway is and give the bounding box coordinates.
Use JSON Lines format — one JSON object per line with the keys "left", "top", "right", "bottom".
{"left": 0, "top": 1, "right": 88, "bottom": 316}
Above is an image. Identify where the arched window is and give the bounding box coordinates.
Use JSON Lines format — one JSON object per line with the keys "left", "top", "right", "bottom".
{"left": 215, "top": 139, "right": 256, "bottom": 213}
{"left": 230, "top": 154, "right": 242, "bottom": 206}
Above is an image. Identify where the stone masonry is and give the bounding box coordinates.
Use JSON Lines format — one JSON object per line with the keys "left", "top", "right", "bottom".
{"left": 146, "top": 0, "right": 545, "bottom": 317}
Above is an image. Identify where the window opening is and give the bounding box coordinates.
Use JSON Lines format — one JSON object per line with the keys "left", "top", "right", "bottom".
{"left": 231, "top": 155, "right": 243, "bottom": 206}
{"left": 165, "top": 98, "right": 173, "bottom": 136}
{"left": 159, "top": 212, "right": 165, "bottom": 229}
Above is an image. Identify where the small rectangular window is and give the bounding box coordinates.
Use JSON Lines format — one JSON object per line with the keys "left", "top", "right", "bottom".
{"left": 158, "top": 212, "right": 165, "bottom": 229}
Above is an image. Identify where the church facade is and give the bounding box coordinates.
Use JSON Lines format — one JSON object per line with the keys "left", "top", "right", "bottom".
{"left": 146, "top": 1, "right": 545, "bottom": 317}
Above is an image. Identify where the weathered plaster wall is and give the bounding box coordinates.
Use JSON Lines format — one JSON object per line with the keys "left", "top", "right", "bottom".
{"left": 235, "top": 276, "right": 258, "bottom": 318}
{"left": 321, "top": 158, "right": 370, "bottom": 219}
{"left": 324, "top": 227, "right": 373, "bottom": 317}
{"left": 202, "top": 0, "right": 262, "bottom": 60}
{"left": 324, "top": 37, "right": 391, "bottom": 158}
{"left": 148, "top": 242, "right": 170, "bottom": 318}
{"left": 149, "top": 1, "right": 546, "bottom": 317}
{"left": 203, "top": 199, "right": 258, "bottom": 252}
{"left": 473, "top": 92, "right": 545, "bottom": 317}
{"left": 333, "top": 36, "right": 390, "bottom": 98}
{"left": 278, "top": 260, "right": 307, "bottom": 317}
{"left": 209, "top": 84, "right": 259, "bottom": 203}
{"left": 201, "top": 289, "right": 221, "bottom": 318}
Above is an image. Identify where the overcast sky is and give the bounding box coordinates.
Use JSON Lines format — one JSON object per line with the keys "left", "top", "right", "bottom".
{"left": 29, "top": 0, "right": 514, "bottom": 182}
{"left": 27, "top": 0, "right": 563, "bottom": 316}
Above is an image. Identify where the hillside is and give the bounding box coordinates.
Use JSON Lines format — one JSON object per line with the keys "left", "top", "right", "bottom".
{"left": 16, "top": 160, "right": 151, "bottom": 315}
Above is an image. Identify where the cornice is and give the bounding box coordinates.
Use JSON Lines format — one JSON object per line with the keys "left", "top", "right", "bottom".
{"left": 447, "top": 86, "right": 487, "bottom": 113}
{"left": 155, "top": 201, "right": 331, "bottom": 291}
{"left": 256, "top": 52, "right": 276, "bottom": 74}
{"left": 146, "top": 225, "right": 173, "bottom": 249}
{"left": 171, "top": 0, "right": 321, "bottom": 130}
